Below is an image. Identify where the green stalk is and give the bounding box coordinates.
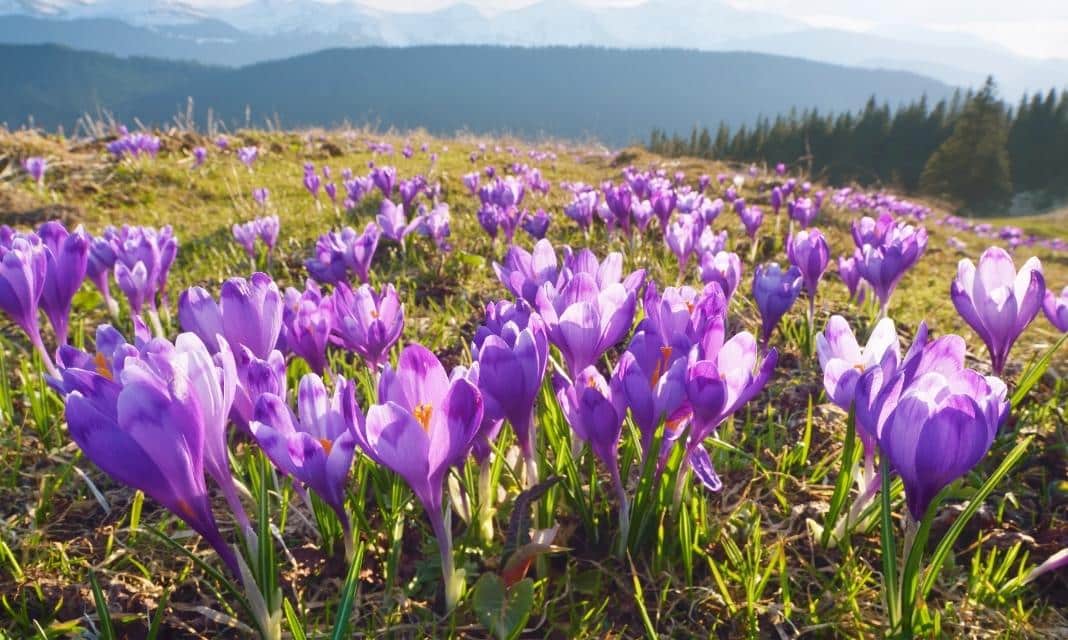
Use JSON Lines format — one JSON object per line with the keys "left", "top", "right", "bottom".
{"left": 880, "top": 456, "right": 899, "bottom": 634}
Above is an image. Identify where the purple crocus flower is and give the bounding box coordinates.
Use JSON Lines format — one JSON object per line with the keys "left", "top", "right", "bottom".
{"left": 752, "top": 263, "right": 802, "bottom": 346}
{"left": 51, "top": 330, "right": 242, "bottom": 575}
{"left": 412, "top": 203, "right": 452, "bottom": 252}
{"left": 698, "top": 227, "right": 728, "bottom": 255}
{"left": 854, "top": 220, "right": 928, "bottom": 315}
{"left": 521, "top": 208, "right": 551, "bottom": 240}
{"left": 651, "top": 189, "right": 677, "bottom": 229}
{"left": 22, "top": 157, "right": 46, "bottom": 184}
{"left": 698, "top": 174, "right": 711, "bottom": 193}
{"left": 252, "top": 187, "right": 270, "bottom": 208}
{"left": 682, "top": 329, "right": 777, "bottom": 491}
{"left": 838, "top": 255, "right": 865, "bottom": 303}
{"left": 878, "top": 357, "right": 1008, "bottom": 520}
{"left": 87, "top": 233, "right": 119, "bottom": 318}
{"left": 556, "top": 365, "right": 630, "bottom": 518}
{"left": 332, "top": 282, "right": 404, "bottom": 370}
{"left": 377, "top": 200, "right": 418, "bottom": 244}
{"left": 237, "top": 146, "right": 258, "bottom": 168}
{"left": 817, "top": 315, "right": 900, "bottom": 412}
{"left": 399, "top": 177, "right": 424, "bottom": 209}
{"left": 775, "top": 163, "right": 786, "bottom": 176}
{"left": 770, "top": 187, "right": 783, "bottom": 216}
{"left": 305, "top": 224, "right": 379, "bottom": 285}
{"left": 463, "top": 172, "right": 481, "bottom": 195}
{"left": 0, "top": 234, "right": 54, "bottom": 372}
{"left": 603, "top": 184, "right": 634, "bottom": 235}
{"left": 304, "top": 172, "right": 321, "bottom": 199}
{"left": 739, "top": 205, "right": 764, "bottom": 239}
{"left": 251, "top": 374, "right": 363, "bottom": 553}
{"left": 282, "top": 281, "right": 335, "bottom": 374}
{"left": 1045, "top": 286, "right": 1068, "bottom": 332}
{"left": 353, "top": 343, "right": 483, "bottom": 609}
{"left": 37, "top": 222, "right": 90, "bottom": 348}
{"left": 178, "top": 272, "right": 283, "bottom": 360}
{"left": 787, "top": 228, "right": 830, "bottom": 321}
{"left": 535, "top": 274, "right": 638, "bottom": 375}
{"left": 192, "top": 147, "right": 207, "bottom": 167}
{"left": 951, "top": 247, "right": 1044, "bottom": 374}
{"left": 665, "top": 215, "right": 698, "bottom": 279}
{"left": 852, "top": 213, "right": 895, "bottom": 248}
{"left": 371, "top": 166, "right": 397, "bottom": 198}
{"left": 564, "top": 190, "right": 598, "bottom": 233}
{"left": 788, "top": 198, "right": 819, "bottom": 228}
{"left": 472, "top": 304, "right": 548, "bottom": 480}
{"left": 618, "top": 284, "right": 724, "bottom": 450}
{"left": 493, "top": 238, "right": 561, "bottom": 305}
{"left": 215, "top": 136, "right": 229, "bottom": 150}
{"left": 232, "top": 221, "right": 258, "bottom": 259}
{"left": 258, "top": 216, "right": 280, "bottom": 252}
{"left": 699, "top": 251, "right": 743, "bottom": 301}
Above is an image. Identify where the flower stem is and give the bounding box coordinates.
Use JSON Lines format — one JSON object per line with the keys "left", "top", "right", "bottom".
{"left": 431, "top": 505, "right": 461, "bottom": 610}
{"left": 477, "top": 457, "right": 495, "bottom": 543}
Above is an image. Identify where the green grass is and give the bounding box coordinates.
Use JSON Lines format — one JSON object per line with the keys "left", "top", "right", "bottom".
{"left": 0, "top": 127, "right": 1066, "bottom": 638}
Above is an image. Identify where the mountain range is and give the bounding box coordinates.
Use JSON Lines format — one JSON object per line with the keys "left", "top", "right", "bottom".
{"left": 1, "top": 0, "right": 1065, "bottom": 99}
{"left": 0, "top": 43, "right": 954, "bottom": 145}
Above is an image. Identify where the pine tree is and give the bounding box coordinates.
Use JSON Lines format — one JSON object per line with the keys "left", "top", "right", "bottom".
{"left": 920, "top": 77, "right": 1013, "bottom": 214}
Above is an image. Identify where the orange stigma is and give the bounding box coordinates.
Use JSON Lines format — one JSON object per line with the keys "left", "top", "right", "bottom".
{"left": 94, "top": 352, "right": 113, "bottom": 380}
{"left": 650, "top": 346, "right": 673, "bottom": 387}
{"left": 370, "top": 309, "right": 379, "bottom": 319}
{"left": 414, "top": 403, "right": 433, "bottom": 433}
{"left": 319, "top": 438, "right": 334, "bottom": 455}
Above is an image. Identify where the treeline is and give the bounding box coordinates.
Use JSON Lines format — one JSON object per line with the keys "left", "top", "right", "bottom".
{"left": 648, "top": 79, "right": 1068, "bottom": 212}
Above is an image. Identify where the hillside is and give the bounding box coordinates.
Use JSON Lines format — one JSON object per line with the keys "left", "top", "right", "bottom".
{"left": 0, "top": 44, "right": 954, "bottom": 144}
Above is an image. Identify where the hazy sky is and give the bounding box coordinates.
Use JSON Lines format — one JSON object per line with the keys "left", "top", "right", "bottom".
{"left": 180, "top": 0, "right": 1068, "bottom": 58}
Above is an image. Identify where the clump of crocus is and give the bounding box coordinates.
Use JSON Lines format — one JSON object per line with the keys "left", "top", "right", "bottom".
{"left": 305, "top": 223, "right": 380, "bottom": 285}
{"left": 1045, "top": 286, "right": 1068, "bottom": 332}
{"left": 951, "top": 247, "right": 1044, "bottom": 374}
{"left": 353, "top": 344, "right": 483, "bottom": 610}
{"left": 107, "top": 129, "right": 161, "bottom": 160}
{"left": 332, "top": 282, "right": 404, "bottom": 371}
{"left": 251, "top": 374, "right": 363, "bottom": 558}
{"left": 852, "top": 214, "right": 927, "bottom": 316}
{"left": 787, "top": 228, "right": 830, "bottom": 327}
{"left": 22, "top": 157, "right": 46, "bottom": 185}
{"left": 112, "top": 225, "right": 178, "bottom": 334}
{"left": 371, "top": 166, "right": 397, "bottom": 198}
{"left": 618, "top": 283, "right": 725, "bottom": 453}
{"left": 752, "top": 262, "right": 802, "bottom": 348}
{"left": 534, "top": 248, "right": 644, "bottom": 376}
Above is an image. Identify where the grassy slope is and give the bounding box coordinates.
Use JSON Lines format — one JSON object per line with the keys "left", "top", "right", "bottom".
{"left": 0, "top": 128, "right": 1065, "bottom": 638}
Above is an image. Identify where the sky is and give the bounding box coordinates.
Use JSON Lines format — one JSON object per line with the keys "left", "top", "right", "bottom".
{"left": 135, "top": 0, "right": 1068, "bottom": 59}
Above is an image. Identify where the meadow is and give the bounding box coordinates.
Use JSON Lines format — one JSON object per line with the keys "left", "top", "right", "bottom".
{"left": 0, "top": 126, "right": 1066, "bottom": 639}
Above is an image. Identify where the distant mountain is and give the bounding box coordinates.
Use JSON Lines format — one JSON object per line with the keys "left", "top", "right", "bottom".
{"left": 2, "top": 1, "right": 1065, "bottom": 98}
{"left": 0, "top": 43, "right": 954, "bottom": 145}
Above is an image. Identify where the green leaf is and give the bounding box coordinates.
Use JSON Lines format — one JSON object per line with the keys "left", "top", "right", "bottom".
{"left": 88, "top": 570, "right": 116, "bottom": 640}
{"left": 471, "top": 573, "right": 534, "bottom": 640}
{"left": 283, "top": 598, "right": 308, "bottom": 640}
{"left": 822, "top": 408, "right": 858, "bottom": 548}
{"left": 1011, "top": 334, "right": 1066, "bottom": 408}
{"left": 145, "top": 588, "right": 171, "bottom": 640}
{"left": 331, "top": 540, "right": 366, "bottom": 640}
